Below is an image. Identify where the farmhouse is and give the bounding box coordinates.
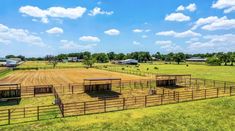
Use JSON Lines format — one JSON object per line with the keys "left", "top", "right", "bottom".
{"left": 186, "top": 57, "right": 207, "bottom": 62}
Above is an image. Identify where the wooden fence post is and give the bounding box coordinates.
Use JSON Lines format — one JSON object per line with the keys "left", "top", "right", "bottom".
{"left": 104, "top": 99, "right": 106, "bottom": 112}
{"left": 230, "top": 86, "right": 232, "bottom": 96}
{"left": 224, "top": 82, "right": 226, "bottom": 93}
{"left": 161, "top": 95, "right": 163, "bottom": 105}
{"left": 205, "top": 89, "right": 207, "bottom": 99}
{"left": 8, "top": 109, "right": 10, "bottom": 125}
{"left": 192, "top": 90, "right": 194, "bottom": 100}
{"left": 61, "top": 104, "right": 64, "bottom": 117}
{"left": 145, "top": 96, "right": 147, "bottom": 107}
{"left": 24, "top": 107, "right": 26, "bottom": 118}
{"left": 37, "top": 106, "right": 39, "bottom": 120}
{"left": 84, "top": 102, "right": 86, "bottom": 115}
{"left": 217, "top": 88, "right": 219, "bottom": 98}
{"left": 123, "top": 98, "right": 125, "bottom": 110}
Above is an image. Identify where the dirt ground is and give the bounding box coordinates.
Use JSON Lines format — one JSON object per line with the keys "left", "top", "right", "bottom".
{"left": 0, "top": 68, "right": 149, "bottom": 86}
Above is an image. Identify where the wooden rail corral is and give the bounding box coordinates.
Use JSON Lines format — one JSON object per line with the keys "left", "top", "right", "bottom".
{"left": 0, "top": 83, "right": 21, "bottom": 99}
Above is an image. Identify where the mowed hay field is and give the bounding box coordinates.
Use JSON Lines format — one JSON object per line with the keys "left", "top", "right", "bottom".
{"left": 0, "top": 68, "right": 148, "bottom": 86}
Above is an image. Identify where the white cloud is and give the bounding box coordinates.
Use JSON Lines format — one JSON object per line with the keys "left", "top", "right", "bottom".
{"left": 186, "top": 3, "right": 197, "bottom": 12}
{"left": 133, "top": 29, "right": 151, "bottom": 33}
{"left": 176, "top": 3, "right": 197, "bottom": 12}
{"left": 212, "top": 0, "right": 235, "bottom": 13}
{"left": 156, "top": 30, "right": 201, "bottom": 38}
{"left": 0, "top": 24, "right": 46, "bottom": 47}
{"left": 88, "top": 7, "right": 113, "bottom": 16}
{"left": 60, "top": 40, "right": 97, "bottom": 50}
{"left": 176, "top": 5, "right": 185, "bottom": 11}
{"left": 155, "top": 40, "right": 182, "bottom": 52}
{"left": 19, "top": 6, "right": 86, "bottom": 23}
{"left": 46, "top": 27, "right": 63, "bottom": 34}
{"left": 132, "top": 29, "right": 143, "bottom": 33}
{"left": 104, "top": 29, "right": 120, "bottom": 36}
{"left": 187, "top": 34, "right": 235, "bottom": 53}
{"left": 191, "top": 16, "right": 222, "bottom": 30}
{"left": 133, "top": 41, "right": 141, "bottom": 45}
{"left": 79, "top": 36, "right": 100, "bottom": 42}
{"left": 202, "top": 18, "right": 235, "bottom": 31}
{"left": 192, "top": 16, "right": 235, "bottom": 31}
{"left": 165, "top": 13, "right": 190, "bottom": 22}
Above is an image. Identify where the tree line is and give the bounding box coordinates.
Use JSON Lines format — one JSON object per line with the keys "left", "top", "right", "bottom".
{"left": 4, "top": 51, "right": 235, "bottom": 66}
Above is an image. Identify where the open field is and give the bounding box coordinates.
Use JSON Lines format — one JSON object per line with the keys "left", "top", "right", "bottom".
{"left": 0, "top": 68, "right": 148, "bottom": 86}
{"left": 1, "top": 96, "right": 234, "bottom": 131}
{"left": 102, "top": 62, "right": 235, "bottom": 82}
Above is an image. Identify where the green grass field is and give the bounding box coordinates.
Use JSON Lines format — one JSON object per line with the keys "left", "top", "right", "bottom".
{"left": 1, "top": 96, "right": 234, "bottom": 131}
{"left": 104, "top": 62, "right": 235, "bottom": 82}
{"left": 1, "top": 61, "right": 235, "bottom": 130}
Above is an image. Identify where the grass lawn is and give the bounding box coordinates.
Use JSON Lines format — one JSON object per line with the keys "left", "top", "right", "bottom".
{"left": 0, "top": 96, "right": 54, "bottom": 110}
{"left": 0, "top": 96, "right": 234, "bottom": 131}
{"left": 105, "top": 62, "right": 235, "bottom": 82}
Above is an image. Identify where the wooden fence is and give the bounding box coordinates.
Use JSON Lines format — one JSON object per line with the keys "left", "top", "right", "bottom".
{"left": 0, "top": 86, "right": 234, "bottom": 125}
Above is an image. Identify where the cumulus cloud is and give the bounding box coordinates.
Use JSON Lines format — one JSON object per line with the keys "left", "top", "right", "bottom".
{"left": 212, "top": 0, "right": 235, "bottom": 13}
{"left": 176, "top": 3, "right": 197, "bottom": 12}
{"left": 176, "top": 5, "right": 185, "bottom": 11}
{"left": 187, "top": 34, "right": 235, "bottom": 53}
{"left": 165, "top": 13, "right": 190, "bottom": 22}
{"left": 79, "top": 36, "right": 100, "bottom": 42}
{"left": 186, "top": 3, "right": 197, "bottom": 12}
{"left": 133, "top": 41, "right": 141, "bottom": 45}
{"left": 155, "top": 40, "right": 182, "bottom": 52}
{"left": 19, "top": 6, "right": 86, "bottom": 23}
{"left": 88, "top": 7, "right": 113, "bottom": 16}
{"left": 60, "top": 40, "right": 97, "bottom": 50}
{"left": 104, "top": 29, "right": 120, "bottom": 36}
{"left": 192, "top": 16, "right": 235, "bottom": 31}
{"left": 132, "top": 29, "right": 143, "bottom": 33}
{"left": 0, "top": 24, "right": 46, "bottom": 46}
{"left": 156, "top": 30, "right": 201, "bottom": 38}
{"left": 132, "top": 29, "right": 151, "bottom": 33}
{"left": 46, "top": 27, "right": 63, "bottom": 34}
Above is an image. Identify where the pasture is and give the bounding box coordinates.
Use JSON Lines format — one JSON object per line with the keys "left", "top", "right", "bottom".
{"left": 1, "top": 96, "right": 235, "bottom": 131}
{"left": 101, "top": 62, "right": 235, "bottom": 82}
{"left": 0, "top": 61, "right": 235, "bottom": 130}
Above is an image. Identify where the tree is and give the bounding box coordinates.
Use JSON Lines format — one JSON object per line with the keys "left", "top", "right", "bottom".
{"left": 206, "top": 56, "right": 222, "bottom": 66}
{"left": 173, "top": 52, "right": 185, "bottom": 64}
{"left": 107, "top": 52, "right": 116, "bottom": 61}
{"left": 57, "top": 54, "right": 68, "bottom": 61}
{"left": 92, "top": 53, "right": 109, "bottom": 63}
{"left": 45, "top": 55, "right": 58, "bottom": 68}
{"left": 228, "top": 52, "right": 235, "bottom": 66}
{"left": 165, "top": 52, "right": 174, "bottom": 63}
{"left": 115, "top": 53, "right": 125, "bottom": 60}
{"left": 83, "top": 56, "right": 96, "bottom": 68}
{"left": 217, "top": 52, "right": 229, "bottom": 66}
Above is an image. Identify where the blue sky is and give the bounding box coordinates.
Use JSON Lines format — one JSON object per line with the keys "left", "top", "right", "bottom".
{"left": 0, "top": 0, "right": 235, "bottom": 57}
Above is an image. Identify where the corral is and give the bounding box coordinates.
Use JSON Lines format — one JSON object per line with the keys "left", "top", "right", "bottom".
{"left": 0, "top": 68, "right": 235, "bottom": 126}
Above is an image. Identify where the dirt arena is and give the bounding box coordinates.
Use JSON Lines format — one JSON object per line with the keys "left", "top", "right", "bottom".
{"left": 0, "top": 68, "right": 149, "bottom": 86}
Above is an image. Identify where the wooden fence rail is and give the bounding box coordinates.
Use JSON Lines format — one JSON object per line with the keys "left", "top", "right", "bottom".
{"left": 0, "top": 86, "right": 234, "bottom": 126}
